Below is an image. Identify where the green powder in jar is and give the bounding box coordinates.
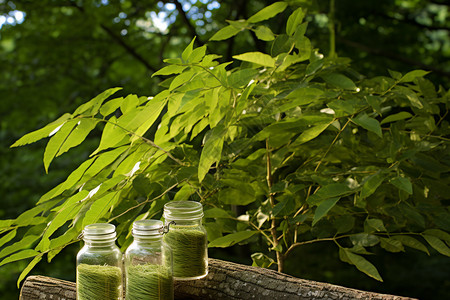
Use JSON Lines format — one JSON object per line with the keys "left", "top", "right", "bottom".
{"left": 126, "top": 263, "right": 173, "bottom": 300}
{"left": 77, "top": 263, "right": 122, "bottom": 300}
{"left": 163, "top": 225, "right": 207, "bottom": 279}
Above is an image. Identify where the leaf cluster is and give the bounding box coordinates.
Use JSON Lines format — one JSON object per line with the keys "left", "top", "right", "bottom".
{"left": 2, "top": 1, "right": 450, "bottom": 285}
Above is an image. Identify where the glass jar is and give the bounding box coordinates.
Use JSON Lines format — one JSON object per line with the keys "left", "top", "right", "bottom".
{"left": 124, "top": 219, "right": 173, "bottom": 300}
{"left": 76, "top": 223, "right": 123, "bottom": 300}
{"left": 163, "top": 201, "right": 208, "bottom": 280}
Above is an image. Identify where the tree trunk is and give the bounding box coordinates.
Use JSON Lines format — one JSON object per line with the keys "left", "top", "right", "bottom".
{"left": 20, "top": 258, "right": 415, "bottom": 300}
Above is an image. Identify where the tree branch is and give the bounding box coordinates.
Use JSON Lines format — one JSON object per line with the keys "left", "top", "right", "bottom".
{"left": 165, "top": 0, "right": 204, "bottom": 46}
{"left": 70, "top": 2, "right": 157, "bottom": 72}
{"left": 374, "top": 12, "right": 449, "bottom": 31}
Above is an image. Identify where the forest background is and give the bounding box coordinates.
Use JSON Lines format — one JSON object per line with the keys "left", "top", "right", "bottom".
{"left": 0, "top": 0, "right": 449, "bottom": 299}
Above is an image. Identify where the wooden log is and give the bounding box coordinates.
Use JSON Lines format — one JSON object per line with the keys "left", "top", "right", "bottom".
{"left": 20, "top": 258, "right": 416, "bottom": 300}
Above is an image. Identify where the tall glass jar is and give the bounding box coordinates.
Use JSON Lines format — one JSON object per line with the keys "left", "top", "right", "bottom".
{"left": 76, "top": 223, "right": 123, "bottom": 300}
{"left": 163, "top": 201, "right": 208, "bottom": 280}
{"left": 124, "top": 219, "right": 173, "bottom": 300}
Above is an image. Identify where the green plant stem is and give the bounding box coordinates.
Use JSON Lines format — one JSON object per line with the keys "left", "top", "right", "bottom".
{"left": 266, "top": 139, "right": 284, "bottom": 273}
{"left": 293, "top": 117, "right": 351, "bottom": 219}
{"left": 328, "top": 0, "right": 336, "bottom": 58}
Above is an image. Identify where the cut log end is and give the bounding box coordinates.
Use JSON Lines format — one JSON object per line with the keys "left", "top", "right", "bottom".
{"left": 20, "top": 258, "right": 416, "bottom": 300}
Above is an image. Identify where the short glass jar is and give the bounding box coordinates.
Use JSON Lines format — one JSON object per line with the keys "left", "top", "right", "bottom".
{"left": 163, "top": 201, "right": 208, "bottom": 280}
{"left": 124, "top": 219, "right": 173, "bottom": 300}
{"left": 76, "top": 223, "right": 123, "bottom": 300}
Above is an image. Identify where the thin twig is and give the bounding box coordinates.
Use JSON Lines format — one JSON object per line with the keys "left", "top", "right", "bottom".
{"left": 108, "top": 182, "right": 180, "bottom": 222}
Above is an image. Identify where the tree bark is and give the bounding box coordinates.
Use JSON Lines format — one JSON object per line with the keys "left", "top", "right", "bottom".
{"left": 20, "top": 258, "right": 416, "bottom": 300}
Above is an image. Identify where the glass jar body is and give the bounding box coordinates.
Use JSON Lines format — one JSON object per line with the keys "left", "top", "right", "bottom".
{"left": 76, "top": 241, "right": 123, "bottom": 300}
{"left": 163, "top": 201, "right": 208, "bottom": 280}
{"left": 124, "top": 237, "right": 173, "bottom": 300}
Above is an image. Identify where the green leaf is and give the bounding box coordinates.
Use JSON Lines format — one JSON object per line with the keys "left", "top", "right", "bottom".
{"left": 120, "top": 94, "right": 139, "bottom": 114}
{"left": 399, "top": 70, "right": 430, "bottom": 83}
{"left": 10, "top": 113, "right": 72, "bottom": 147}
{"left": 294, "top": 36, "right": 311, "bottom": 61}
{"left": 198, "top": 125, "right": 226, "bottom": 182}
{"left": 47, "top": 228, "right": 79, "bottom": 262}
{"left": 395, "top": 86, "right": 423, "bottom": 109}
{"left": 91, "top": 117, "right": 128, "bottom": 156}
{"left": 272, "top": 197, "right": 296, "bottom": 217}
{"left": 399, "top": 203, "right": 425, "bottom": 227}
{"left": 131, "top": 92, "right": 169, "bottom": 141}
{"left": 380, "top": 237, "right": 404, "bottom": 253}
{"left": 321, "top": 73, "right": 357, "bottom": 90}
{"left": 43, "top": 119, "right": 79, "bottom": 172}
{"left": 188, "top": 45, "right": 207, "bottom": 63}
{"left": 251, "top": 252, "right": 275, "bottom": 268}
{"left": 283, "top": 87, "right": 324, "bottom": 106}
{"left": 308, "top": 183, "right": 352, "bottom": 205}
{"left": 390, "top": 177, "right": 413, "bottom": 194}
{"left": 343, "top": 249, "right": 383, "bottom": 281}
{"left": 312, "top": 197, "right": 339, "bottom": 226}
{"left": 353, "top": 113, "right": 382, "bottom": 138}
{"left": 247, "top": 2, "right": 288, "bottom": 23}
{"left": 271, "top": 34, "right": 291, "bottom": 56}
{"left": 388, "top": 69, "right": 402, "bottom": 80}
{"left": 208, "top": 231, "right": 258, "bottom": 248}
{"left": 37, "top": 158, "right": 96, "bottom": 204}
{"left": 254, "top": 25, "right": 275, "bottom": 41}
{"left": 380, "top": 112, "right": 413, "bottom": 125}
{"left": 152, "top": 65, "right": 187, "bottom": 77}
{"left": 364, "top": 218, "right": 386, "bottom": 232}
{"left": 0, "top": 220, "right": 14, "bottom": 231}
{"left": 306, "top": 59, "right": 323, "bottom": 76}
{"left": 82, "top": 192, "right": 120, "bottom": 227}
{"left": 17, "top": 254, "right": 43, "bottom": 288}
{"left": 391, "top": 235, "right": 429, "bottom": 255}
{"left": 182, "top": 38, "right": 196, "bottom": 62}
{"left": 360, "top": 172, "right": 385, "bottom": 198}
{"left": 365, "top": 95, "right": 382, "bottom": 114}
{"left": 286, "top": 7, "right": 305, "bottom": 36}
{"left": 218, "top": 187, "right": 256, "bottom": 205}
{"left": 73, "top": 87, "right": 123, "bottom": 116}
{"left": 41, "top": 190, "right": 90, "bottom": 244}
{"left": 0, "top": 229, "right": 16, "bottom": 248}
{"left": 100, "top": 97, "right": 124, "bottom": 116}
{"left": 169, "top": 70, "right": 196, "bottom": 91}
{"left": 291, "top": 122, "right": 330, "bottom": 146}
{"left": 334, "top": 215, "right": 355, "bottom": 234}
{"left": 173, "top": 184, "right": 197, "bottom": 201}
{"left": 423, "top": 235, "right": 450, "bottom": 257}
{"left": 0, "top": 249, "right": 39, "bottom": 267}
{"left": 0, "top": 234, "right": 40, "bottom": 259}
{"left": 204, "top": 208, "right": 232, "bottom": 219}
{"left": 209, "top": 25, "right": 242, "bottom": 41}
{"left": 423, "top": 229, "right": 450, "bottom": 242}
{"left": 56, "top": 118, "right": 99, "bottom": 157}
{"left": 233, "top": 52, "right": 276, "bottom": 68}
{"left": 228, "top": 68, "right": 260, "bottom": 88}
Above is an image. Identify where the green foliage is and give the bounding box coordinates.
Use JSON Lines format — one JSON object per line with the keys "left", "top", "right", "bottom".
{"left": 1, "top": 1, "right": 450, "bottom": 290}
